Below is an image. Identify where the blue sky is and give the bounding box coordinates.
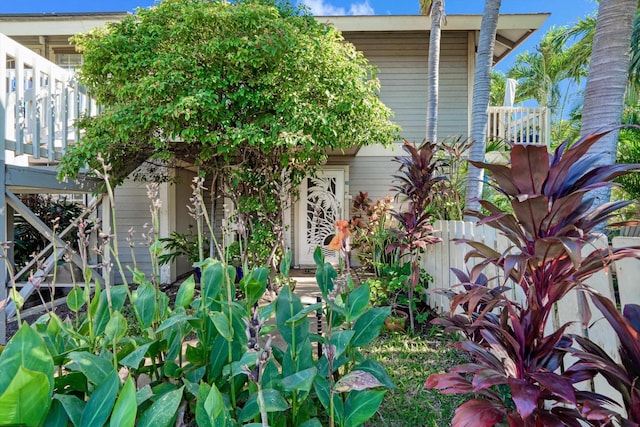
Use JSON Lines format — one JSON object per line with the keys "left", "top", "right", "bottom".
{"left": 0, "top": 0, "right": 599, "bottom": 70}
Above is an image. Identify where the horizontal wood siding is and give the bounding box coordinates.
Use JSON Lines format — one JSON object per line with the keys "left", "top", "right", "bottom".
{"left": 114, "top": 179, "right": 154, "bottom": 283}
{"left": 344, "top": 31, "right": 469, "bottom": 144}
{"left": 327, "top": 157, "right": 394, "bottom": 204}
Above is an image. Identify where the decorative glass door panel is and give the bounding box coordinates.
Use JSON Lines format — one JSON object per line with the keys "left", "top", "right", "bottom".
{"left": 297, "top": 170, "right": 344, "bottom": 266}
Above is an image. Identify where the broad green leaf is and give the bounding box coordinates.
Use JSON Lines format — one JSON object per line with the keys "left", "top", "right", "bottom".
{"left": 209, "top": 311, "right": 233, "bottom": 342}
{"left": 203, "top": 382, "right": 223, "bottom": 420}
{"left": 10, "top": 287, "right": 24, "bottom": 310}
{"left": 156, "top": 313, "right": 199, "bottom": 334}
{"left": 329, "top": 330, "right": 355, "bottom": 361}
{"left": 241, "top": 276, "right": 266, "bottom": 306}
{"left": 313, "top": 376, "right": 344, "bottom": 425}
{"left": 346, "top": 283, "right": 370, "bottom": 320}
{"left": 110, "top": 375, "right": 136, "bottom": 427}
{"left": 94, "top": 286, "right": 128, "bottom": 335}
{"left": 79, "top": 370, "right": 119, "bottom": 427}
{"left": 259, "top": 301, "right": 276, "bottom": 323}
{"left": 315, "top": 262, "right": 336, "bottom": 296}
{"left": 67, "top": 351, "right": 114, "bottom": 385}
{"left": 276, "top": 285, "right": 308, "bottom": 349}
{"left": 298, "top": 419, "right": 323, "bottom": 427}
{"left": 280, "top": 367, "right": 317, "bottom": 394}
{"left": 201, "top": 262, "right": 224, "bottom": 306}
{"left": 239, "top": 389, "right": 289, "bottom": 423}
{"left": 105, "top": 310, "right": 128, "bottom": 343}
{"left": 350, "top": 306, "right": 390, "bottom": 347}
{"left": 284, "top": 302, "right": 322, "bottom": 326}
{"left": 0, "top": 366, "right": 50, "bottom": 426}
{"left": 54, "top": 394, "right": 85, "bottom": 426}
{"left": 343, "top": 390, "right": 386, "bottom": 427}
{"left": 129, "top": 267, "right": 147, "bottom": 285}
{"left": 313, "top": 246, "right": 324, "bottom": 266}
{"left": 280, "top": 250, "right": 292, "bottom": 277}
{"left": 195, "top": 383, "right": 214, "bottom": 427}
{"left": 44, "top": 399, "right": 68, "bottom": 427}
{"left": 119, "top": 341, "right": 154, "bottom": 369}
{"left": 66, "top": 286, "right": 86, "bottom": 312}
{"left": 136, "top": 385, "right": 153, "bottom": 406}
{"left": 175, "top": 275, "right": 196, "bottom": 309}
{"left": 134, "top": 283, "right": 156, "bottom": 329}
{"left": 137, "top": 386, "right": 184, "bottom": 427}
{"left": 0, "top": 323, "right": 54, "bottom": 396}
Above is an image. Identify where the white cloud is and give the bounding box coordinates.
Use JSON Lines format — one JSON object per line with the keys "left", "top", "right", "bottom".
{"left": 300, "top": 0, "right": 374, "bottom": 16}
{"left": 348, "top": 1, "right": 374, "bottom": 15}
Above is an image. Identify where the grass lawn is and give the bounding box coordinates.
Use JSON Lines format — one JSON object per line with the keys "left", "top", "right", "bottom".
{"left": 362, "top": 326, "right": 472, "bottom": 426}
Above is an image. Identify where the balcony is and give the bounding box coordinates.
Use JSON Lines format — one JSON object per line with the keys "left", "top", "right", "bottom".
{"left": 1, "top": 32, "right": 95, "bottom": 165}
{"left": 487, "top": 106, "right": 550, "bottom": 147}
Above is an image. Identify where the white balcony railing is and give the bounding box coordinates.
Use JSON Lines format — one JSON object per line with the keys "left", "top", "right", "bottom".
{"left": 488, "top": 106, "right": 550, "bottom": 147}
{"left": 1, "top": 32, "right": 96, "bottom": 163}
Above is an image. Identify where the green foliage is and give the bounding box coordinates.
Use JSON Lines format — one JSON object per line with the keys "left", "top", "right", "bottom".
{"left": 59, "top": 0, "right": 399, "bottom": 272}
{"left": 349, "top": 192, "right": 397, "bottom": 275}
{"left": 158, "top": 230, "right": 207, "bottom": 265}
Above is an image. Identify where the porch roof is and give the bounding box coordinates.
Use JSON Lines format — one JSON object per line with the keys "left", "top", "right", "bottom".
{"left": 323, "top": 14, "right": 550, "bottom": 65}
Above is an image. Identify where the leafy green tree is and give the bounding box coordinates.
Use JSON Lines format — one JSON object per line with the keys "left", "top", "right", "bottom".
{"left": 59, "top": 0, "right": 399, "bottom": 267}
{"left": 508, "top": 27, "right": 586, "bottom": 119}
{"left": 489, "top": 70, "right": 506, "bottom": 106}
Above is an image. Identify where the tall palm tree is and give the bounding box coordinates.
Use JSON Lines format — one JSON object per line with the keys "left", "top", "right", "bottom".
{"left": 464, "top": 0, "right": 502, "bottom": 215}
{"left": 554, "top": 10, "right": 640, "bottom": 92}
{"left": 420, "top": 0, "right": 444, "bottom": 144}
{"left": 580, "top": 0, "right": 637, "bottom": 208}
{"left": 508, "top": 27, "right": 585, "bottom": 119}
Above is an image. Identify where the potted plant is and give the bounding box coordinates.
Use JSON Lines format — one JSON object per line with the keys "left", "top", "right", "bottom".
{"left": 159, "top": 231, "right": 208, "bottom": 268}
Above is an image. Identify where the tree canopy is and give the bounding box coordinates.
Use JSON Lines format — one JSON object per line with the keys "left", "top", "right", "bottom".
{"left": 59, "top": 0, "right": 399, "bottom": 184}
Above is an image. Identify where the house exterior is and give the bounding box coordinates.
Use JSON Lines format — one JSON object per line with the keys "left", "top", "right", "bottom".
{"left": 0, "top": 11, "right": 548, "bottom": 282}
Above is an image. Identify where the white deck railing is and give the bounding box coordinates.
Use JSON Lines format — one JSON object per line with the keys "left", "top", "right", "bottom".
{"left": 488, "top": 106, "right": 550, "bottom": 147}
{"left": 1, "top": 32, "right": 96, "bottom": 163}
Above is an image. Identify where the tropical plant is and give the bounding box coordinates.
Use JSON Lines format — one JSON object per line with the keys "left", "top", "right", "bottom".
{"left": 568, "top": 297, "right": 640, "bottom": 424}
{"left": 426, "top": 129, "right": 640, "bottom": 425}
{"left": 489, "top": 70, "right": 507, "bottom": 107}
{"left": 420, "top": 0, "right": 445, "bottom": 144}
{"left": 430, "top": 137, "right": 472, "bottom": 221}
{"left": 465, "top": 0, "right": 501, "bottom": 216}
{"left": 59, "top": 0, "right": 399, "bottom": 270}
{"left": 349, "top": 192, "right": 397, "bottom": 275}
{"left": 389, "top": 140, "right": 444, "bottom": 333}
{"left": 158, "top": 230, "right": 207, "bottom": 266}
{"left": 1, "top": 162, "right": 394, "bottom": 427}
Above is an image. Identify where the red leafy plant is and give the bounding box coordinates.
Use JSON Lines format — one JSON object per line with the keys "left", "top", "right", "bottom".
{"left": 388, "top": 140, "right": 445, "bottom": 332}
{"left": 568, "top": 296, "right": 640, "bottom": 425}
{"left": 426, "top": 129, "right": 640, "bottom": 426}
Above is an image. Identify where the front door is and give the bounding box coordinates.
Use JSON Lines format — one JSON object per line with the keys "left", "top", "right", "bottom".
{"left": 297, "top": 169, "right": 345, "bottom": 266}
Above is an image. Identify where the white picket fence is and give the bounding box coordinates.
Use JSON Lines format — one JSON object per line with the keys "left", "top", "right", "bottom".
{"left": 422, "top": 220, "right": 640, "bottom": 412}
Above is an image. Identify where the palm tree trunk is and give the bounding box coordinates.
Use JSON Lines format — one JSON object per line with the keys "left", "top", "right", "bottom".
{"left": 580, "top": 0, "right": 636, "bottom": 208}
{"left": 464, "top": 0, "right": 502, "bottom": 217}
{"left": 426, "top": 0, "right": 443, "bottom": 143}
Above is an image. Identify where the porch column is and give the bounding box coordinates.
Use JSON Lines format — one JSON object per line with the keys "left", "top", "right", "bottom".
{"left": 0, "top": 44, "right": 7, "bottom": 344}
{"left": 159, "top": 179, "right": 175, "bottom": 284}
